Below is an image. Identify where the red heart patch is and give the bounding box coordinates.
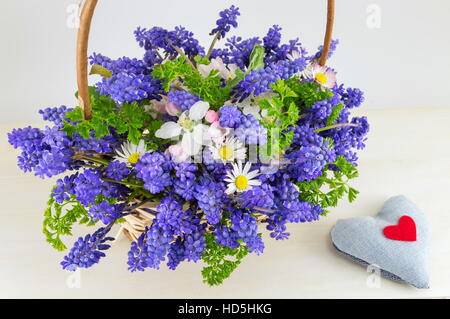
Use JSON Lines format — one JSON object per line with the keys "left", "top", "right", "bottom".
{"left": 383, "top": 215, "right": 417, "bottom": 241}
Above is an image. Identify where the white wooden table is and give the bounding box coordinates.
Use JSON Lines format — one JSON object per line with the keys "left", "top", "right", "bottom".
{"left": 1, "top": 108, "right": 449, "bottom": 298}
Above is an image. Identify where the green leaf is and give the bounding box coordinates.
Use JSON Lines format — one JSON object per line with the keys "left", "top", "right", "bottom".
{"left": 194, "top": 55, "right": 210, "bottom": 66}
{"left": 248, "top": 44, "right": 265, "bottom": 71}
{"left": 90, "top": 64, "right": 113, "bottom": 78}
{"left": 298, "top": 156, "right": 360, "bottom": 213}
{"left": 65, "top": 107, "right": 85, "bottom": 123}
{"left": 227, "top": 67, "right": 246, "bottom": 87}
{"left": 201, "top": 233, "right": 249, "bottom": 286}
{"left": 257, "top": 80, "right": 301, "bottom": 156}
{"left": 152, "top": 57, "right": 232, "bottom": 107}
{"left": 285, "top": 78, "right": 332, "bottom": 109}
{"left": 272, "top": 79, "right": 298, "bottom": 100}
{"left": 326, "top": 102, "right": 344, "bottom": 126}
{"left": 62, "top": 88, "right": 156, "bottom": 144}
{"left": 43, "top": 191, "right": 94, "bottom": 251}
{"left": 348, "top": 187, "right": 360, "bottom": 203}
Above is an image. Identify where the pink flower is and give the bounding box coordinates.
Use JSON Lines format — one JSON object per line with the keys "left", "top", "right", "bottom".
{"left": 165, "top": 143, "right": 189, "bottom": 162}
{"left": 152, "top": 98, "right": 168, "bottom": 114}
{"left": 205, "top": 110, "right": 219, "bottom": 123}
{"left": 165, "top": 101, "right": 182, "bottom": 116}
{"left": 208, "top": 121, "right": 230, "bottom": 144}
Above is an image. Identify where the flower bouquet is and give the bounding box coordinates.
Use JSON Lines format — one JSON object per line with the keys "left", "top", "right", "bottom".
{"left": 7, "top": 2, "right": 369, "bottom": 285}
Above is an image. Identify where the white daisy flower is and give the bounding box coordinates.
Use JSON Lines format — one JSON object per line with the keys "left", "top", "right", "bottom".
{"left": 209, "top": 137, "right": 246, "bottom": 163}
{"left": 287, "top": 49, "right": 304, "bottom": 61}
{"left": 301, "top": 63, "right": 337, "bottom": 89}
{"left": 225, "top": 161, "right": 261, "bottom": 195}
{"left": 115, "top": 139, "right": 147, "bottom": 166}
{"left": 155, "top": 101, "right": 212, "bottom": 157}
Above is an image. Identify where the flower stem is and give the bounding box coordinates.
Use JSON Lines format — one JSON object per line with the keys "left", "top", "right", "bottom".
{"left": 253, "top": 206, "right": 275, "bottom": 214}
{"left": 315, "top": 123, "right": 359, "bottom": 133}
{"left": 206, "top": 33, "right": 220, "bottom": 60}
{"left": 78, "top": 154, "right": 110, "bottom": 165}
{"left": 169, "top": 42, "right": 196, "bottom": 70}
{"left": 102, "top": 178, "right": 144, "bottom": 189}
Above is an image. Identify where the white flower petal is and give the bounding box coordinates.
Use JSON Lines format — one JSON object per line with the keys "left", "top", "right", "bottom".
{"left": 155, "top": 122, "right": 182, "bottom": 139}
{"left": 193, "top": 124, "right": 212, "bottom": 146}
{"left": 115, "top": 157, "right": 128, "bottom": 164}
{"left": 189, "top": 101, "right": 210, "bottom": 121}
{"left": 248, "top": 180, "right": 262, "bottom": 186}
{"left": 243, "top": 162, "right": 252, "bottom": 175}
{"left": 243, "top": 104, "right": 261, "bottom": 120}
{"left": 181, "top": 132, "right": 202, "bottom": 156}
{"left": 197, "top": 64, "right": 212, "bottom": 78}
{"left": 226, "top": 185, "right": 237, "bottom": 195}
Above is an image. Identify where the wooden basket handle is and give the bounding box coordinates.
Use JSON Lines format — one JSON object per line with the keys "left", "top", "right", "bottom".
{"left": 76, "top": 0, "right": 335, "bottom": 119}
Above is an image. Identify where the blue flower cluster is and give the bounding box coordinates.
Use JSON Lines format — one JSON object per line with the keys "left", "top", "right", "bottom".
{"left": 51, "top": 168, "right": 128, "bottom": 215}
{"left": 211, "top": 22, "right": 307, "bottom": 72}
{"left": 235, "top": 114, "right": 268, "bottom": 145}
{"left": 96, "top": 72, "right": 163, "bottom": 104}
{"left": 286, "top": 143, "right": 335, "bottom": 182}
{"left": 264, "top": 175, "right": 323, "bottom": 239}
{"left": 61, "top": 226, "right": 114, "bottom": 271}
{"left": 194, "top": 176, "right": 226, "bottom": 225}
{"left": 233, "top": 57, "right": 307, "bottom": 100}
{"left": 135, "top": 152, "right": 173, "bottom": 194}
{"left": 312, "top": 39, "right": 339, "bottom": 61}
{"left": 334, "top": 84, "right": 365, "bottom": 109}
{"left": 173, "top": 162, "right": 198, "bottom": 201}
{"left": 306, "top": 94, "right": 341, "bottom": 123}
{"left": 8, "top": 126, "right": 74, "bottom": 178}
{"left": 89, "top": 201, "right": 123, "bottom": 225}
{"left": 105, "top": 161, "right": 130, "bottom": 181}
{"left": 127, "top": 197, "right": 206, "bottom": 271}
{"left": 167, "top": 90, "right": 201, "bottom": 111}
{"left": 39, "top": 105, "right": 72, "bottom": 124}
{"left": 263, "top": 25, "right": 307, "bottom": 65}
{"left": 213, "top": 36, "right": 262, "bottom": 69}
{"left": 324, "top": 116, "right": 370, "bottom": 165}
{"left": 219, "top": 105, "right": 267, "bottom": 145}
{"left": 135, "top": 25, "right": 204, "bottom": 59}
{"left": 215, "top": 209, "right": 264, "bottom": 254}
{"left": 211, "top": 5, "right": 240, "bottom": 39}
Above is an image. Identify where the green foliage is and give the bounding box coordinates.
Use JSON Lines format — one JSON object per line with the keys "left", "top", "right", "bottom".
{"left": 43, "top": 194, "right": 94, "bottom": 251}
{"left": 201, "top": 233, "right": 249, "bottom": 286}
{"left": 248, "top": 44, "right": 265, "bottom": 71}
{"left": 227, "top": 67, "right": 246, "bottom": 88}
{"left": 63, "top": 87, "right": 158, "bottom": 145}
{"left": 298, "top": 156, "right": 360, "bottom": 215}
{"left": 285, "top": 78, "right": 332, "bottom": 109}
{"left": 326, "top": 102, "right": 344, "bottom": 126}
{"left": 258, "top": 79, "right": 300, "bottom": 157}
{"left": 152, "top": 57, "right": 232, "bottom": 108}
{"left": 194, "top": 55, "right": 211, "bottom": 66}
{"left": 228, "top": 44, "right": 264, "bottom": 88}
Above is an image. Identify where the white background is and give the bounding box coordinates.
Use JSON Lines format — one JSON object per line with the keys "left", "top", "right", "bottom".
{"left": 1, "top": 0, "right": 450, "bottom": 123}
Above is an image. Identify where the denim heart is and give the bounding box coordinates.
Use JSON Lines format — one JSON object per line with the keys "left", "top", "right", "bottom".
{"left": 331, "top": 195, "right": 430, "bottom": 288}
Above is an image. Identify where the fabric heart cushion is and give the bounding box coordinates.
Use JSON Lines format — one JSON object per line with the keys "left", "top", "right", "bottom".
{"left": 331, "top": 195, "right": 430, "bottom": 288}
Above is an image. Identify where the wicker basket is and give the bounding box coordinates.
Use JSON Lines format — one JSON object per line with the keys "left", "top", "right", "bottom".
{"left": 75, "top": 0, "right": 336, "bottom": 242}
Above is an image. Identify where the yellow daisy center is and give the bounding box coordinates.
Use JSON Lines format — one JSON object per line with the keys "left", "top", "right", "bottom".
{"left": 315, "top": 73, "right": 327, "bottom": 84}
{"left": 235, "top": 175, "right": 249, "bottom": 190}
{"left": 219, "top": 146, "right": 234, "bottom": 160}
{"left": 128, "top": 153, "right": 141, "bottom": 164}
